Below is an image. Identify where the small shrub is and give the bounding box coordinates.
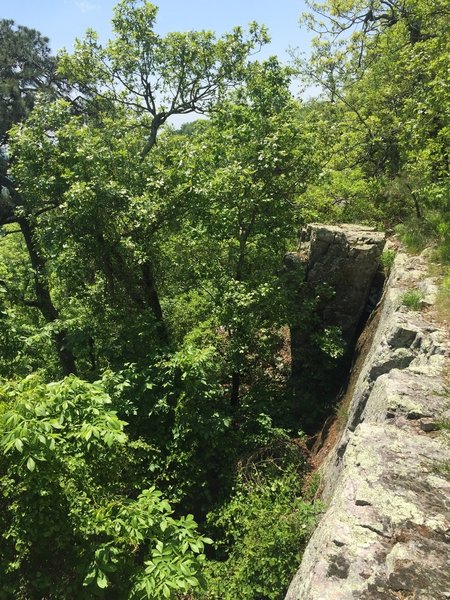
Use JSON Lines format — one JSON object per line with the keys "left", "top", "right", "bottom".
{"left": 402, "top": 289, "right": 424, "bottom": 310}
{"left": 395, "top": 219, "right": 434, "bottom": 254}
{"left": 380, "top": 249, "right": 396, "bottom": 273}
{"left": 335, "top": 402, "right": 349, "bottom": 428}
{"left": 197, "top": 440, "right": 321, "bottom": 600}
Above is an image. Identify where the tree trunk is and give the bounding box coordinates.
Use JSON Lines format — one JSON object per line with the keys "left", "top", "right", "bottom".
{"left": 19, "top": 217, "right": 77, "bottom": 376}
{"left": 141, "top": 260, "right": 169, "bottom": 346}
{"left": 95, "top": 232, "right": 168, "bottom": 346}
{"left": 230, "top": 371, "right": 241, "bottom": 409}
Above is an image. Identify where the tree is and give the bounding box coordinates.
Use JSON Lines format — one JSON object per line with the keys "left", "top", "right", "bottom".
{"left": 0, "top": 9, "right": 327, "bottom": 597}
{"left": 0, "top": 374, "right": 211, "bottom": 599}
{"left": 158, "top": 59, "right": 317, "bottom": 408}
{"left": 5, "top": 0, "right": 272, "bottom": 367}
{"left": 0, "top": 20, "right": 61, "bottom": 144}
{"left": 33, "top": 0, "right": 270, "bottom": 350}
{"left": 297, "top": 0, "right": 450, "bottom": 247}
{"left": 59, "top": 0, "right": 269, "bottom": 156}
{"left": 302, "top": 0, "right": 450, "bottom": 52}
{"left": 0, "top": 20, "right": 77, "bottom": 376}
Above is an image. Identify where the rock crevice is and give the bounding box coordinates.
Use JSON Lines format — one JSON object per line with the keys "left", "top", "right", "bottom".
{"left": 286, "top": 224, "right": 385, "bottom": 428}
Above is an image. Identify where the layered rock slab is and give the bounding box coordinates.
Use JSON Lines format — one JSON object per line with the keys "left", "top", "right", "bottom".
{"left": 298, "top": 224, "right": 386, "bottom": 344}
{"left": 287, "top": 224, "right": 386, "bottom": 344}
{"left": 286, "top": 252, "right": 450, "bottom": 600}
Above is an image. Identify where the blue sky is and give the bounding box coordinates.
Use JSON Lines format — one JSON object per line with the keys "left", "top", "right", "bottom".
{"left": 0, "top": 0, "right": 313, "bottom": 62}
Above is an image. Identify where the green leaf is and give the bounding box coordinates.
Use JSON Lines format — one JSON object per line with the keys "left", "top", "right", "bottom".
{"left": 202, "top": 537, "right": 213, "bottom": 544}
{"left": 96, "top": 570, "right": 108, "bottom": 589}
{"left": 83, "top": 569, "right": 96, "bottom": 586}
{"left": 26, "top": 456, "right": 35, "bottom": 472}
{"left": 145, "top": 579, "right": 153, "bottom": 596}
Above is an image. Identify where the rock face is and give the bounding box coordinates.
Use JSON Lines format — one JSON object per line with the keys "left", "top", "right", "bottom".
{"left": 288, "top": 224, "right": 386, "bottom": 379}
{"left": 285, "top": 251, "right": 450, "bottom": 600}
{"left": 287, "top": 224, "right": 386, "bottom": 426}
{"left": 300, "top": 224, "right": 386, "bottom": 343}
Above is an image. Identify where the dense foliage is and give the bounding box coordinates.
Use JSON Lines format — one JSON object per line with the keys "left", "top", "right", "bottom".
{"left": 0, "top": 376, "right": 210, "bottom": 599}
{"left": 298, "top": 0, "right": 450, "bottom": 254}
{"left": 0, "top": 0, "right": 448, "bottom": 597}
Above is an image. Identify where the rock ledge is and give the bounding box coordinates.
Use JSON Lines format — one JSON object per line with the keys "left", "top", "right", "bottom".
{"left": 285, "top": 251, "right": 450, "bottom": 600}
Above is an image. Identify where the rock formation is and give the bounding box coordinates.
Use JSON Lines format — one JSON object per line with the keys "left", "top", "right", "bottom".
{"left": 286, "top": 223, "right": 386, "bottom": 427}
{"left": 298, "top": 224, "right": 386, "bottom": 343}
{"left": 285, "top": 251, "right": 450, "bottom": 599}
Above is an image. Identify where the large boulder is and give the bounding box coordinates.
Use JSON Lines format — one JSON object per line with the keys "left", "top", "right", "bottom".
{"left": 297, "top": 223, "right": 386, "bottom": 344}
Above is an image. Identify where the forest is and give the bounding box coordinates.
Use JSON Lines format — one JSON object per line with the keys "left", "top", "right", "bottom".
{"left": 0, "top": 0, "right": 449, "bottom": 598}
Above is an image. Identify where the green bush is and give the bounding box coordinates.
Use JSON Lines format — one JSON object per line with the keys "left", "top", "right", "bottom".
{"left": 401, "top": 289, "right": 424, "bottom": 310}
{"left": 197, "top": 440, "right": 321, "bottom": 600}
{"left": 102, "top": 345, "right": 238, "bottom": 513}
{"left": 0, "top": 375, "right": 210, "bottom": 599}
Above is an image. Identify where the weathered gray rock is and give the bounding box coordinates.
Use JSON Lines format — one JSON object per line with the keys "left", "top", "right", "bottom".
{"left": 288, "top": 225, "right": 385, "bottom": 399}
{"left": 298, "top": 224, "right": 386, "bottom": 344}
{"left": 286, "top": 423, "right": 450, "bottom": 600}
{"left": 285, "top": 251, "right": 450, "bottom": 600}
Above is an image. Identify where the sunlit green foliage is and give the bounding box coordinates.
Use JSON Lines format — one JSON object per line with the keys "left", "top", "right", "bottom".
{"left": 0, "top": 375, "right": 210, "bottom": 599}
{"left": 298, "top": 0, "right": 450, "bottom": 252}
{"left": 199, "top": 440, "right": 321, "bottom": 600}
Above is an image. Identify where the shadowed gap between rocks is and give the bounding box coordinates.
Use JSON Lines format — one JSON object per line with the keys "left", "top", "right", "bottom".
{"left": 284, "top": 224, "right": 386, "bottom": 434}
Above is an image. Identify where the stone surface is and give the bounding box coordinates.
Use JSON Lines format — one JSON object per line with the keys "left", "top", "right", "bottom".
{"left": 299, "top": 224, "right": 386, "bottom": 344}
{"left": 288, "top": 224, "right": 386, "bottom": 392}
{"left": 285, "top": 251, "right": 450, "bottom": 600}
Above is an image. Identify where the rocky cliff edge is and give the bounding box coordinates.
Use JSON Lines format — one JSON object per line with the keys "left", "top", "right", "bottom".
{"left": 286, "top": 251, "right": 450, "bottom": 600}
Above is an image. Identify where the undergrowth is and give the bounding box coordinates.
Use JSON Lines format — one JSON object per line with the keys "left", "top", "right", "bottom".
{"left": 435, "top": 271, "right": 450, "bottom": 324}
{"left": 402, "top": 289, "right": 424, "bottom": 310}
{"left": 436, "top": 416, "right": 450, "bottom": 480}
{"left": 380, "top": 249, "right": 396, "bottom": 273}
{"left": 196, "top": 439, "right": 322, "bottom": 600}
